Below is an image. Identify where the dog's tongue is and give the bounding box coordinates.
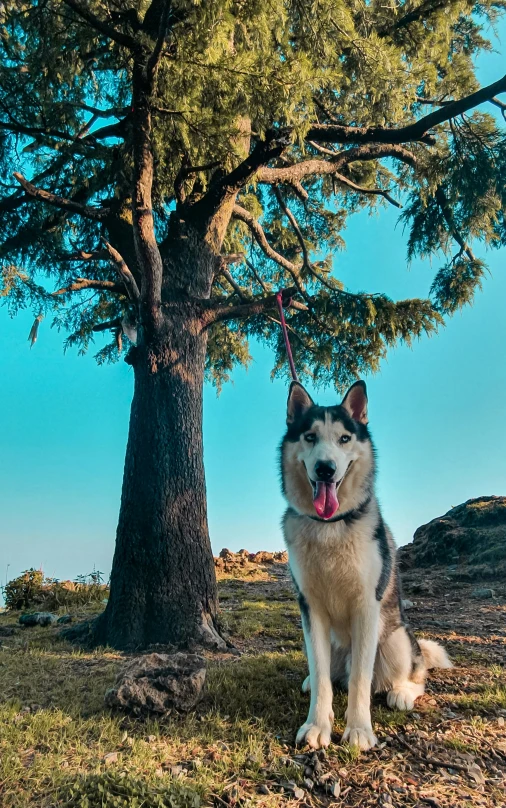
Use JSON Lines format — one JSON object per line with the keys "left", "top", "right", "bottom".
{"left": 313, "top": 482, "right": 339, "bottom": 519}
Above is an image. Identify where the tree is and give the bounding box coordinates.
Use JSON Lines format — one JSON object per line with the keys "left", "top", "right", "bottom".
{"left": 1, "top": 0, "right": 505, "bottom": 650}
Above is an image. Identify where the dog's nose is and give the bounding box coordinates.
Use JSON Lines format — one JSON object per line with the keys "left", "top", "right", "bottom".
{"left": 315, "top": 460, "right": 336, "bottom": 481}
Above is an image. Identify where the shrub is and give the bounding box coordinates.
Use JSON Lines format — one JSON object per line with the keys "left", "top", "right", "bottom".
{"left": 3, "top": 568, "right": 108, "bottom": 612}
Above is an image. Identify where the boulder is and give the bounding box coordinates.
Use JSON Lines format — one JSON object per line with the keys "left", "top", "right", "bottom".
{"left": 399, "top": 496, "right": 506, "bottom": 576}
{"left": 19, "top": 612, "right": 58, "bottom": 627}
{"left": 0, "top": 625, "right": 19, "bottom": 636}
{"left": 105, "top": 652, "right": 206, "bottom": 716}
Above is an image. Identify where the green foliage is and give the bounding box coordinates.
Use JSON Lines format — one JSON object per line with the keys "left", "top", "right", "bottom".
{"left": 430, "top": 257, "right": 486, "bottom": 313}
{"left": 0, "top": 0, "right": 505, "bottom": 387}
{"left": 3, "top": 568, "right": 108, "bottom": 611}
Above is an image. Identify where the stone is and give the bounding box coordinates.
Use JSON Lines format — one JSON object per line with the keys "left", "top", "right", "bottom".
{"left": 497, "top": 717, "right": 505, "bottom": 727}
{"left": 19, "top": 612, "right": 58, "bottom": 627}
{"left": 0, "top": 626, "right": 18, "bottom": 636}
{"left": 471, "top": 588, "right": 495, "bottom": 599}
{"left": 398, "top": 496, "right": 506, "bottom": 577}
{"left": 103, "top": 752, "right": 119, "bottom": 765}
{"left": 401, "top": 599, "right": 414, "bottom": 610}
{"left": 468, "top": 763, "right": 486, "bottom": 785}
{"left": 104, "top": 652, "right": 206, "bottom": 716}
{"left": 330, "top": 780, "right": 341, "bottom": 798}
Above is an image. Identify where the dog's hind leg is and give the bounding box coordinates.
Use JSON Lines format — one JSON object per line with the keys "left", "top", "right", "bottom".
{"left": 375, "top": 626, "right": 426, "bottom": 711}
{"left": 296, "top": 605, "right": 334, "bottom": 749}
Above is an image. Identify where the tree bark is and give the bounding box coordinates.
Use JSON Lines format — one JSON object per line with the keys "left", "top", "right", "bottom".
{"left": 93, "top": 306, "right": 225, "bottom": 651}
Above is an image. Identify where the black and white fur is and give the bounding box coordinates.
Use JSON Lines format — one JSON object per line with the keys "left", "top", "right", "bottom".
{"left": 280, "top": 381, "right": 451, "bottom": 751}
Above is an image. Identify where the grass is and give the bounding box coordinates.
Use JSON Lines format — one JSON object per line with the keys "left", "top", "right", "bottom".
{"left": 1, "top": 565, "right": 505, "bottom": 807}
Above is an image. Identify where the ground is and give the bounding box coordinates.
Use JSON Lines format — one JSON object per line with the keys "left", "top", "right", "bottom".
{"left": 0, "top": 560, "right": 505, "bottom": 808}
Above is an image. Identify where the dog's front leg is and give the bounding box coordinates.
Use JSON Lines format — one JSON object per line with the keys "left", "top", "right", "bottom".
{"left": 342, "top": 602, "right": 379, "bottom": 751}
{"left": 297, "top": 607, "right": 333, "bottom": 749}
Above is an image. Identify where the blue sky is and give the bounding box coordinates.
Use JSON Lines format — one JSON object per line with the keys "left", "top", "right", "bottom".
{"left": 1, "top": 26, "right": 505, "bottom": 587}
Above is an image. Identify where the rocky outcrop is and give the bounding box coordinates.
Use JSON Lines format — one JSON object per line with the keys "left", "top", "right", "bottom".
{"left": 399, "top": 496, "right": 506, "bottom": 577}
{"left": 105, "top": 652, "right": 206, "bottom": 716}
{"left": 214, "top": 548, "right": 288, "bottom": 574}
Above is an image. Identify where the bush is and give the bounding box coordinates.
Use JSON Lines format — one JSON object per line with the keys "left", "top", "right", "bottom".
{"left": 3, "top": 568, "right": 108, "bottom": 612}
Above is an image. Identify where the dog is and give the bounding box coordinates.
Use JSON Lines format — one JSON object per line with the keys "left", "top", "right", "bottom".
{"left": 280, "top": 380, "right": 452, "bottom": 751}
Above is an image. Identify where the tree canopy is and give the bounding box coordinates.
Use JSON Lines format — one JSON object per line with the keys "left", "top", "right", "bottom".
{"left": 1, "top": 0, "right": 505, "bottom": 389}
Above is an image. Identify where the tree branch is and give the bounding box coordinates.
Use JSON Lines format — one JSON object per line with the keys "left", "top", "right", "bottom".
{"left": 101, "top": 238, "right": 140, "bottom": 300}
{"left": 232, "top": 204, "right": 307, "bottom": 298}
{"left": 191, "top": 132, "right": 291, "bottom": 229}
{"left": 257, "top": 144, "right": 417, "bottom": 185}
{"left": 146, "top": 0, "right": 172, "bottom": 83}
{"left": 131, "top": 64, "right": 164, "bottom": 324}
{"left": 92, "top": 317, "right": 122, "bottom": 332}
{"left": 333, "top": 173, "right": 402, "bottom": 207}
{"left": 53, "top": 278, "right": 124, "bottom": 295}
{"left": 435, "top": 187, "right": 476, "bottom": 262}
{"left": 308, "top": 74, "right": 506, "bottom": 145}
{"left": 203, "top": 286, "right": 302, "bottom": 326}
{"left": 273, "top": 185, "right": 311, "bottom": 266}
{"left": 12, "top": 173, "right": 110, "bottom": 220}
{"left": 61, "top": 0, "right": 138, "bottom": 50}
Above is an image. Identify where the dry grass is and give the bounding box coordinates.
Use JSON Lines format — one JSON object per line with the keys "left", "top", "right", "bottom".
{"left": 0, "top": 563, "right": 505, "bottom": 807}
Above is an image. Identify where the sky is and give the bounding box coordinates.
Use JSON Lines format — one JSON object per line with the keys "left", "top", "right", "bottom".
{"left": 1, "top": 24, "right": 505, "bottom": 588}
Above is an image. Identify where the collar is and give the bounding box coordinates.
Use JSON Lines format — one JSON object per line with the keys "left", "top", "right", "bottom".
{"left": 299, "top": 494, "right": 372, "bottom": 525}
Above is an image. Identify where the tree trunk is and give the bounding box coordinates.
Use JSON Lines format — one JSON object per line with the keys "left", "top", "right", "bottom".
{"left": 94, "top": 307, "right": 225, "bottom": 651}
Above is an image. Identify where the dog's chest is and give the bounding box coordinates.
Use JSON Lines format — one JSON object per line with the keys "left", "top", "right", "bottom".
{"left": 286, "top": 513, "right": 382, "bottom": 620}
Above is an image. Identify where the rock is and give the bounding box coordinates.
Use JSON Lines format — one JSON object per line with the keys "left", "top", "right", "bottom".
{"left": 468, "top": 762, "right": 486, "bottom": 785}
{"left": 330, "top": 780, "right": 341, "bottom": 798}
{"left": 471, "top": 588, "right": 495, "bottom": 599}
{"left": 19, "top": 612, "right": 58, "bottom": 627}
{"left": 104, "top": 652, "right": 206, "bottom": 716}
{"left": 497, "top": 717, "right": 505, "bottom": 727}
{"left": 401, "top": 599, "right": 414, "bottom": 610}
{"left": 57, "top": 615, "right": 72, "bottom": 624}
{"left": 103, "top": 752, "right": 119, "bottom": 765}
{"left": 293, "top": 787, "right": 304, "bottom": 800}
{"left": 0, "top": 626, "right": 18, "bottom": 636}
{"left": 398, "top": 496, "right": 506, "bottom": 576}
{"left": 303, "top": 778, "right": 314, "bottom": 790}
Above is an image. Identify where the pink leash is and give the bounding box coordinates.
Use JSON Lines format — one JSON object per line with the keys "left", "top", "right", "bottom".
{"left": 276, "top": 291, "right": 299, "bottom": 383}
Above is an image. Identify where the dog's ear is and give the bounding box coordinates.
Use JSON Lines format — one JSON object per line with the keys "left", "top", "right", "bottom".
{"left": 287, "top": 382, "right": 314, "bottom": 425}
{"left": 341, "top": 380, "right": 368, "bottom": 424}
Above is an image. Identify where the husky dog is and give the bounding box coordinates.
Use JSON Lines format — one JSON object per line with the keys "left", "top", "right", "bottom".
{"left": 281, "top": 381, "right": 451, "bottom": 751}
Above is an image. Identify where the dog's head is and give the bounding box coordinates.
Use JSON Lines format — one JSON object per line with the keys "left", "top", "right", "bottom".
{"left": 281, "top": 381, "right": 374, "bottom": 520}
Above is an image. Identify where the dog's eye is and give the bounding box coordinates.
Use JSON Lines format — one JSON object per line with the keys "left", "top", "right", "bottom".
{"left": 304, "top": 433, "right": 316, "bottom": 443}
{"left": 340, "top": 435, "right": 351, "bottom": 444}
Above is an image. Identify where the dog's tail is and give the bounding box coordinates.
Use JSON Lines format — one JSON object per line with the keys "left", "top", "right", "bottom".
{"left": 419, "top": 639, "right": 453, "bottom": 670}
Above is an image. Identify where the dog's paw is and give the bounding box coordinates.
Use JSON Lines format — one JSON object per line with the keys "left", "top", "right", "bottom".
{"left": 296, "top": 720, "right": 332, "bottom": 749}
{"left": 386, "top": 683, "right": 423, "bottom": 712}
{"left": 301, "top": 675, "right": 311, "bottom": 693}
{"left": 342, "top": 725, "right": 377, "bottom": 751}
